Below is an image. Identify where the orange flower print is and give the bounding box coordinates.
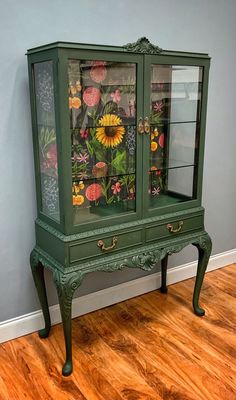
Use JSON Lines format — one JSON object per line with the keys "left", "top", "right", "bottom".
{"left": 72, "top": 194, "right": 84, "bottom": 206}
{"left": 69, "top": 96, "right": 81, "bottom": 109}
{"left": 75, "top": 80, "right": 82, "bottom": 92}
{"left": 151, "top": 141, "right": 158, "bottom": 152}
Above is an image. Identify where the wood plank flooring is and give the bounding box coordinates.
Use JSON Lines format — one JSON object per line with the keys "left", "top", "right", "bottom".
{"left": 0, "top": 264, "right": 235, "bottom": 400}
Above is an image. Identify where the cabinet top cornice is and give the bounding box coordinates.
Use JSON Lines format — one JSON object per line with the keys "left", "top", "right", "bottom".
{"left": 27, "top": 37, "right": 210, "bottom": 59}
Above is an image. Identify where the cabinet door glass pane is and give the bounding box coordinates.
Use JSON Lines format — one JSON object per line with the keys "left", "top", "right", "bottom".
{"left": 68, "top": 59, "right": 137, "bottom": 224}
{"left": 34, "top": 61, "right": 60, "bottom": 221}
{"left": 149, "top": 65, "right": 202, "bottom": 208}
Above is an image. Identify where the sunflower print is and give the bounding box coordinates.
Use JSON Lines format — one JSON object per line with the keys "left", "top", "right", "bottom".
{"left": 96, "top": 114, "right": 125, "bottom": 148}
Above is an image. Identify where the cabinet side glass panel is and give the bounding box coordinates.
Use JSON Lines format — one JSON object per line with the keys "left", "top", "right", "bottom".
{"left": 68, "top": 59, "right": 137, "bottom": 224}
{"left": 33, "top": 61, "right": 60, "bottom": 221}
{"left": 149, "top": 65, "right": 202, "bottom": 209}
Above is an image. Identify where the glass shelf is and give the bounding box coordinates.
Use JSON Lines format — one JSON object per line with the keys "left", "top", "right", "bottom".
{"left": 149, "top": 159, "right": 195, "bottom": 171}
{"left": 74, "top": 200, "right": 135, "bottom": 224}
{"left": 150, "top": 119, "right": 199, "bottom": 126}
{"left": 149, "top": 192, "right": 191, "bottom": 208}
{"left": 72, "top": 172, "right": 136, "bottom": 181}
{"left": 71, "top": 122, "right": 137, "bottom": 132}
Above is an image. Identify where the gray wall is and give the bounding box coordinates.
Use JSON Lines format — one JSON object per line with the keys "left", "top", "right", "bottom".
{"left": 0, "top": 0, "right": 236, "bottom": 322}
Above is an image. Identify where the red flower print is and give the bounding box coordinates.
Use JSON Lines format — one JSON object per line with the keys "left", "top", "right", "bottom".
{"left": 80, "top": 128, "right": 89, "bottom": 139}
{"left": 83, "top": 87, "right": 101, "bottom": 107}
{"left": 85, "top": 183, "right": 102, "bottom": 201}
{"left": 159, "top": 133, "right": 164, "bottom": 148}
{"left": 90, "top": 61, "right": 107, "bottom": 83}
{"left": 111, "top": 182, "right": 121, "bottom": 195}
{"left": 111, "top": 89, "right": 121, "bottom": 103}
{"left": 92, "top": 162, "right": 108, "bottom": 178}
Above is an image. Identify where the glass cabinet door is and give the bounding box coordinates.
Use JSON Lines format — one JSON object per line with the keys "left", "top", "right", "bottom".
{"left": 67, "top": 59, "right": 138, "bottom": 224}
{"left": 147, "top": 63, "right": 203, "bottom": 210}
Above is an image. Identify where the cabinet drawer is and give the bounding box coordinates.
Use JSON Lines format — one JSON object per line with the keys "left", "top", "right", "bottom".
{"left": 69, "top": 229, "right": 143, "bottom": 263}
{"left": 145, "top": 215, "right": 204, "bottom": 243}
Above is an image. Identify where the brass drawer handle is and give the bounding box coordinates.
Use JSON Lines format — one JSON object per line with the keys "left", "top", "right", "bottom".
{"left": 138, "top": 117, "right": 144, "bottom": 134}
{"left": 144, "top": 116, "right": 150, "bottom": 134}
{"left": 97, "top": 236, "right": 118, "bottom": 251}
{"left": 167, "top": 221, "right": 183, "bottom": 233}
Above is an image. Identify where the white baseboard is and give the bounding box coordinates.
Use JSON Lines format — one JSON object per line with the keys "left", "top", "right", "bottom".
{"left": 0, "top": 248, "right": 235, "bottom": 344}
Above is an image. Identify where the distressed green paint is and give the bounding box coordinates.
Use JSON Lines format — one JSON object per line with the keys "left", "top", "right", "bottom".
{"left": 27, "top": 38, "right": 211, "bottom": 376}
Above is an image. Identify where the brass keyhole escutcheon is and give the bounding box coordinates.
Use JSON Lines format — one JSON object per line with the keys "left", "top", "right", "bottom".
{"left": 97, "top": 236, "right": 118, "bottom": 251}
{"left": 167, "top": 221, "right": 183, "bottom": 233}
{"left": 144, "top": 117, "right": 150, "bottom": 134}
{"left": 138, "top": 117, "right": 144, "bottom": 134}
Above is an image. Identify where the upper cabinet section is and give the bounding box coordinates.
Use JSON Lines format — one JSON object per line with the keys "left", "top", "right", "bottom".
{"left": 27, "top": 38, "right": 210, "bottom": 234}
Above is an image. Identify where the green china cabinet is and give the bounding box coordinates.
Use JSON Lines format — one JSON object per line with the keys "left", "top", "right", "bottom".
{"left": 27, "top": 37, "right": 212, "bottom": 376}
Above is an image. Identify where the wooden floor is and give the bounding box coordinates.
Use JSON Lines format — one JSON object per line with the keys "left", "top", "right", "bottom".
{"left": 0, "top": 264, "right": 236, "bottom": 400}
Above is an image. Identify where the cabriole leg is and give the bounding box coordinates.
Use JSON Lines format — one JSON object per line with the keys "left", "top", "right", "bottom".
{"left": 192, "top": 233, "right": 212, "bottom": 316}
{"left": 160, "top": 255, "right": 168, "bottom": 293}
{"left": 53, "top": 270, "right": 83, "bottom": 376}
{"left": 30, "top": 250, "right": 51, "bottom": 338}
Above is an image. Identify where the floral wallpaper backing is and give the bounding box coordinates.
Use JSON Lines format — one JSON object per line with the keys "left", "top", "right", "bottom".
{"left": 68, "top": 60, "right": 137, "bottom": 219}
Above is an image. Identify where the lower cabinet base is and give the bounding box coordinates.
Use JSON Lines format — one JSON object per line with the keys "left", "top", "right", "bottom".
{"left": 30, "top": 230, "right": 212, "bottom": 376}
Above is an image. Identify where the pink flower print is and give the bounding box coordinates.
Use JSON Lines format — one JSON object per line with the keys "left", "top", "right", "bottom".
{"left": 85, "top": 183, "right": 102, "bottom": 201}
{"left": 153, "top": 101, "right": 163, "bottom": 113}
{"left": 46, "top": 143, "right": 57, "bottom": 169}
{"left": 90, "top": 61, "right": 107, "bottom": 83}
{"left": 159, "top": 133, "right": 164, "bottom": 148}
{"left": 111, "top": 89, "right": 121, "bottom": 104}
{"left": 90, "top": 66, "right": 107, "bottom": 83}
{"left": 83, "top": 87, "right": 101, "bottom": 107}
{"left": 111, "top": 181, "right": 121, "bottom": 195}
{"left": 152, "top": 187, "right": 161, "bottom": 196}
{"left": 76, "top": 152, "right": 89, "bottom": 163}
{"left": 80, "top": 128, "right": 89, "bottom": 139}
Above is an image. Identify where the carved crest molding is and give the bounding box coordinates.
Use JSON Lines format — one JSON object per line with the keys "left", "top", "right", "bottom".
{"left": 124, "top": 37, "right": 163, "bottom": 54}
